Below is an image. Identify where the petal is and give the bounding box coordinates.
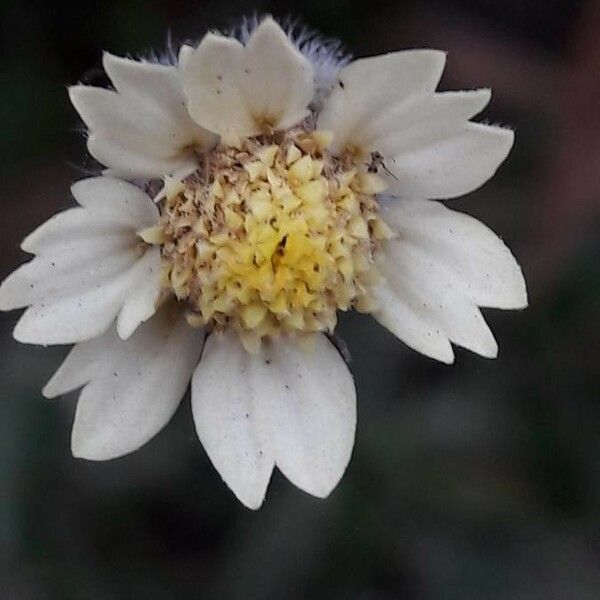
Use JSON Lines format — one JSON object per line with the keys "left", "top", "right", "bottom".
{"left": 1, "top": 178, "right": 162, "bottom": 344}
{"left": 12, "top": 248, "right": 161, "bottom": 345}
{"left": 384, "top": 123, "right": 515, "bottom": 199}
{"left": 20, "top": 208, "right": 130, "bottom": 255}
{"left": 318, "top": 51, "right": 512, "bottom": 199}
{"left": 0, "top": 231, "right": 138, "bottom": 310}
{"left": 371, "top": 278, "right": 455, "bottom": 364}
{"left": 183, "top": 18, "right": 313, "bottom": 144}
{"left": 116, "top": 247, "right": 163, "bottom": 340}
{"left": 372, "top": 199, "right": 526, "bottom": 362}
{"left": 86, "top": 133, "right": 198, "bottom": 181}
{"left": 71, "top": 177, "right": 158, "bottom": 228}
{"left": 361, "top": 89, "right": 492, "bottom": 158}
{"left": 191, "top": 332, "right": 274, "bottom": 510}
{"left": 257, "top": 334, "right": 357, "bottom": 499}
{"left": 70, "top": 86, "right": 191, "bottom": 154}
{"left": 70, "top": 54, "right": 215, "bottom": 179}
{"left": 380, "top": 198, "right": 527, "bottom": 309}
{"left": 43, "top": 331, "right": 111, "bottom": 398}
{"left": 318, "top": 50, "right": 446, "bottom": 154}
{"left": 177, "top": 44, "right": 194, "bottom": 73}
{"left": 103, "top": 52, "right": 198, "bottom": 125}
{"left": 191, "top": 332, "right": 356, "bottom": 509}
{"left": 44, "top": 304, "right": 204, "bottom": 461}
{"left": 376, "top": 252, "right": 498, "bottom": 360}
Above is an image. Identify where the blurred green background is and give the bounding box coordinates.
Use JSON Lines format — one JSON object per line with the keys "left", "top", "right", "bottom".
{"left": 1, "top": 0, "right": 599, "bottom": 598}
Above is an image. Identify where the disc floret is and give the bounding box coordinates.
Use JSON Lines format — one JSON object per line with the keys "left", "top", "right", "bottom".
{"left": 144, "top": 129, "right": 393, "bottom": 351}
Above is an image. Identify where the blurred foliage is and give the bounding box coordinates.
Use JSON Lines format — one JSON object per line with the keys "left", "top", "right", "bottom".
{"left": 1, "top": 0, "right": 599, "bottom": 598}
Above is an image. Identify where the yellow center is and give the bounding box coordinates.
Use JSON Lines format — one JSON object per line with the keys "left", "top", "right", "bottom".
{"left": 141, "top": 129, "right": 394, "bottom": 352}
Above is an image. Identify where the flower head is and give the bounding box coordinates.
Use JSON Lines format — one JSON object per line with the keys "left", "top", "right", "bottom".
{"left": 0, "top": 17, "right": 526, "bottom": 509}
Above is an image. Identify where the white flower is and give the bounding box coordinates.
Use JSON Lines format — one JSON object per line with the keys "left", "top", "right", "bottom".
{"left": 0, "top": 17, "right": 526, "bottom": 509}
{"left": 0, "top": 177, "right": 162, "bottom": 343}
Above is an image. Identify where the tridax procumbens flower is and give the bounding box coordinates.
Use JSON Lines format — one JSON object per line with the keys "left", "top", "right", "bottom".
{"left": 0, "top": 17, "right": 526, "bottom": 509}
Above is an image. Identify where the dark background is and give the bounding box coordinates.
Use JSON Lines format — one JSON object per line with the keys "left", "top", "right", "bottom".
{"left": 1, "top": 0, "right": 599, "bottom": 598}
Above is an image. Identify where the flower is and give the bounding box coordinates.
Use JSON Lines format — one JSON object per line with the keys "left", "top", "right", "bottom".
{"left": 0, "top": 17, "right": 526, "bottom": 509}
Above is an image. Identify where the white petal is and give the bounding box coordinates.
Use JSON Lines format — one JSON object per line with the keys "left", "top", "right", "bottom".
{"left": 372, "top": 199, "right": 526, "bottom": 362}
{"left": 377, "top": 250, "right": 497, "bottom": 359}
{"left": 71, "top": 86, "right": 190, "bottom": 153}
{"left": 86, "top": 133, "right": 198, "bottom": 181}
{"left": 43, "top": 332, "right": 110, "bottom": 398}
{"left": 371, "top": 277, "right": 455, "bottom": 364}
{"left": 71, "top": 177, "right": 158, "bottom": 227}
{"left": 0, "top": 233, "right": 138, "bottom": 310}
{"left": 258, "top": 334, "right": 357, "bottom": 499}
{"left": 177, "top": 44, "right": 194, "bottom": 73}
{"left": 361, "top": 89, "right": 492, "bottom": 158}
{"left": 116, "top": 247, "right": 163, "bottom": 339}
{"left": 45, "top": 305, "right": 204, "bottom": 461}
{"left": 103, "top": 52, "right": 196, "bottom": 124}
{"left": 70, "top": 54, "right": 215, "bottom": 179}
{"left": 318, "top": 51, "right": 512, "bottom": 199}
{"left": 13, "top": 250, "right": 158, "bottom": 345}
{"left": 183, "top": 18, "right": 313, "bottom": 144}
{"left": 191, "top": 332, "right": 356, "bottom": 509}
{"left": 318, "top": 50, "right": 446, "bottom": 154}
{"left": 380, "top": 199, "right": 527, "bottom": 309}
{"left": 2, "top": 178, "right": 162, "bottom": 344}
{"left": 384, "top": 123, "right": 514, "bottom": 199}
{"left": 20, "top": 208, "right": 130, "bottom": 255}
{"left": 191, "top": 332, "right": 274, "bottom": 510}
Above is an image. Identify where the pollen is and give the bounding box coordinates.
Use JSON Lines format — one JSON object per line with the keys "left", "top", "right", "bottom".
{"left": 152, "top": 129, "right": 394, "bottom": 352}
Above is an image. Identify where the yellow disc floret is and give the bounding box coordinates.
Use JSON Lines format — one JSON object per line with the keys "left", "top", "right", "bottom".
{"left": 146, "top": 128, "right": 394, "bottom": 352}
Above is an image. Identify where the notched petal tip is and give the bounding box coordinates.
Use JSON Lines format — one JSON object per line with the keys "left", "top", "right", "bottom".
{"left": 68, "top": 84, "right": 90, "bottom": 118}
{"left": 177, "top": 44, "right": 194, "bottom": 71}
{"left": 68, "top": 84, "right": 102, "bottom": 116}
{"left": 494, "top": 123, "right": 515, "bottom": 148}
{"left": 319, "top": 47, "right": 449, "bottom": 155}
{"left": 460, "top": 87, "right": 492, "bottom": 115}
{"left": 479, "top": 87, "right": 492, "bottom": 102}
{"left": 183, "top": 15, "right": 313, "bottom": 142}
{"left": 0, "top": 273, "right": 24, "bottom": 312}
{"left": 474, "top": 327, "right": 499, "bottom": 360}
{"left": 70, "top": 55, "right": 215, "bottom": 178}
{"left": 69, "top": 175, "right": 95, "bottom": 200}
{"left": 101, "top": 50, "right": 127, "bottom": 72}
{"left": 192, "top": 332, "right": 356, "bottom": 509}
{"left": 234, "top": 485, "right": 268, "bottom": 511}
{"left": 41, "top": 382, "right": 61, "bottom": 400}
{"left": 415, "top": 48, "right": 447, "bottom": 77}
{"left": 64, "top": 308, "right": 204, "bottom": 462}
{"left": 374, "top": 199, "right": 527, "bottom": 362}
{"left": 70, "top": 433, "right": 116, "bottom": 462}
{"left": 510, "top": 264, "right": 529, "bottom": 310}
{"left": 487, "top": 343, "right": 499, "bottom": 360}
{"left": 248, "top": 16, "right": 296, "bottom": 50}
{"left": 384, "top": 122, "right": 516, "bottom": 200}
{"left": 12, "top": 317, "right": 42, "bottom": 346}
{"left": 20, "top": 233, "right": 37, "bottom": 254}
{"left": 287, "top": 465, "right": 348, "bottom": 500}
{"left": 481, "top": 124, "right": 515, "bottom": 165}
{"left": 417, "top": 340, "right": 455, "bottom": 365}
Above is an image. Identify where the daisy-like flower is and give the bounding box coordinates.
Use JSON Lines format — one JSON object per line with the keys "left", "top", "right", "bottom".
{"left": 0, "top": 17, "right": 526, "bottom": 509}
